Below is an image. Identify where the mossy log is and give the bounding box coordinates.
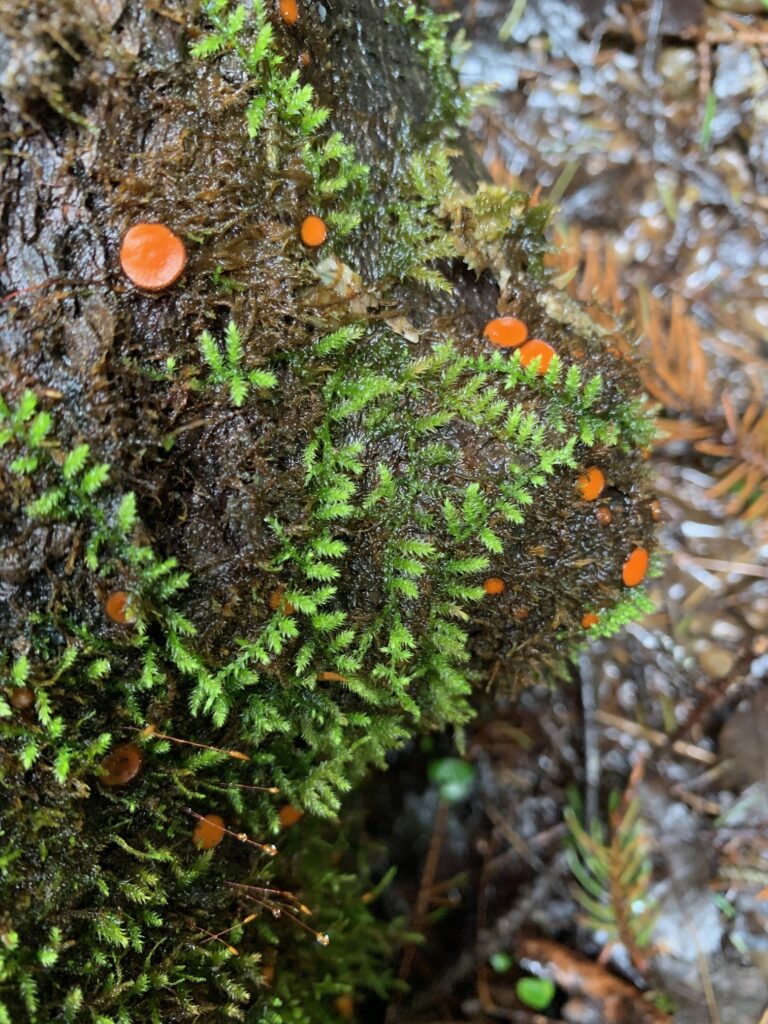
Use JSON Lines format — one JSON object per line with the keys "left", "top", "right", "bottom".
{"left": 0, "top": 2, "right": 657, "bottom": 1021}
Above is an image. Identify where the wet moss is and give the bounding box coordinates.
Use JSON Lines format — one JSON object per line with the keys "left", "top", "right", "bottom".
{"left": 1, "top": 1, "right": 658, "bottom": 1021}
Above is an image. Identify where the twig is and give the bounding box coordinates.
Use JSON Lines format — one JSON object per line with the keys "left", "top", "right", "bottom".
{"left": 594, "top": 710, "right": 717, "bottom": 765}
{"left": 579, "top": 653, "right": 601, "bottom": 828}
{"left": 391, "top": 799, "right": 450, "bottom": 1010}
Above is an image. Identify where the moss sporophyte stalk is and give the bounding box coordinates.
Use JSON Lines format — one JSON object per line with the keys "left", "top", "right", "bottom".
{"left": 0, "top": 1, "right": 659, "bottom": 1022}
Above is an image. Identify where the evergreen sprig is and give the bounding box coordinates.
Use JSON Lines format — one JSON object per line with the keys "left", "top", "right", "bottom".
{"left": 198, "top": 320, "right": 277, "bottom": 407}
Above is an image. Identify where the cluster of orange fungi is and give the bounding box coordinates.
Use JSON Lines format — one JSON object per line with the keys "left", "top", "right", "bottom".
{"left": 481, "top": 316, "right": 654, "bottom": 628}
{"left": 482, "top": 316, "right": 555, "bottom": 374}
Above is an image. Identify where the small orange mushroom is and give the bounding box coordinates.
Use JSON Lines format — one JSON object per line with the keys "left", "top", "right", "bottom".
{"left": 581, "top": 612, "right": 600, "bottom": 629}
{"left": 278, "top": 0, "right": 299, "bottom": 23}
{"left": 519, "top": 339, "right": 555, "bottom": 374}
{"left": 99, "top": 742, "right": 144, "bottom": 786}
{"left": 595, "top": 506, "right": 613, "bottom": 526}
{"left": 120, "top": 223, "right": 187, "bottom": 291}
{"left": 317, "top": 671, "right": 347, "bottom": 682}
{"left": 482, "top": 316, "right": 528, "bottom": 349}
{"left": 334, "top": 995, "right": 355, "bottom": 1019}
{"left": 577, "top": 467, "right": 605, "bottom": 502}
{"left": 278, "top": 804, "right": 303, "bottom": 828}
{"left": 105, "top": 590, "right": 137, "bottom": 625}
{"left": 483, "top": 577, "right": 505, "bottom": 595}
{"left": 268, "top": 587, "right": 296, "bottom": 614}
{"left": 300, "top": 215, "right": 327, "bottom": 248}
{"left": 622, "top": 547, "right": 649, "bottom": 587}
{"left": 193, "top": 813, "right": 226, "bottom": 850}
{"left": 9, "top": 686, "right": 34, "bottom": 710}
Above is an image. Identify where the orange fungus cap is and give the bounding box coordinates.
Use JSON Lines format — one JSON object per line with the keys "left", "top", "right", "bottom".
{"left": 105, "top": 590, "right": 137, "bottom": 624}
{"left": 519, "top": 339, "right": 555, "bottom": 374}
{"left": 300, "top": 215, "right": 327, "bottom": 247}
{"left": 10, "top": 687, "right": 35, "bottom": 710}
{"left": 622, "top": 547, "right": 649, "bottom": 587}
{"left": 120, "top": 223, "right": 187, "bottom": 291}
{"left": 279, "top": 804, "right": 303, "bottom": 827}
{"left": 99, "top": 742, "right": 143, "bottom": 786}
{"left": 483, "top": 577, "right": 505, "bottom": 595}
{"left": 193, "top": 813, "right": 226, "bottom": 850}
{"left": 577, "top": 467, "right": 605, "bottom": 502}
{"left": 581, "top": 612, "right": 599, "bottom": 628}
{"left": 279, "top": 0, "right": 299, "bottom": 23}
{"left": 482, "top": 317, "right": 528, "bottom": 348}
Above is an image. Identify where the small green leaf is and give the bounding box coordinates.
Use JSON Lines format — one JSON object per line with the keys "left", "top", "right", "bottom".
{"left": 515, "top": 977, "right": 556, "bottom": 1011}
{"left": 428, "top": 757, "right": 474, "bottom": 803}
{"left": 489, "top": 952, "right": 512, "bottom": 974}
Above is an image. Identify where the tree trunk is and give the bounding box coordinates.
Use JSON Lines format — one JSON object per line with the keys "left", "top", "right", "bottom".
{"left": 0, "top": 2, "right": 656, "bottom": 1021}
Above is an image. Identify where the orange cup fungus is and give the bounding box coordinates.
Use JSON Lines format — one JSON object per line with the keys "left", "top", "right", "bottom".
{"left": 577, "top": 466, "right": 605, "bottom": 502}
{"left": 595, "top": 505, "right": 613, "bottom": 526}
{"left": 278, "top": 0, "right": 299, "bottom": 23}
{"left": 519, "top": 339, "right": 555, "bottom": 374}
{"left": 483, "top": 577, "right": 506, "bottom": 595}
{"left": 268, "top": 586, "right": 296, "bottom": 614}
{"left": 622, "top": 547, "right": 649, "bottom": 588}
{"left": 278, "top": 804, "right": 304, "bottom": 828}
{"left": 120, "top": 223, "right": 187, "bottom": 292}
{"left": 99, "top": 742, "right": 144, "bottom": 786}
{"left": 300, "top": 215, "right": 327, "bottom": 248}
{"left": 193, "top": 813, "right": 226, "bottom": 850}
{"left": 9, "top": 686, "right": 34, "bottom": 710}
{"left": 334, "top": 995, "right": 355, "bottom": 1019}
{"left": 581, "top": 612, "right": 600, "bottom": 629}
{"left": 482, "top": 316, "right": 528, "bottom": 349}
{"left": 105, "top": 590, "right": 137, "bottom": 625}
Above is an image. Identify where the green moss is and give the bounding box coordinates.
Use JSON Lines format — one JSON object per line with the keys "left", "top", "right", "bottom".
{"left": 1, "top": 1, "right": 659, "bottom": 1021}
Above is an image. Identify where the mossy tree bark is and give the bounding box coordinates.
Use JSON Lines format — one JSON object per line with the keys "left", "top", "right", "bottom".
{"left": 0, "top": 2, "right": 657, "bottom": 1022}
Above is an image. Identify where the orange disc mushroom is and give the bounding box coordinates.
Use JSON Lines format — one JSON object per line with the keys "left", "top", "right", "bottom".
{"left": 105, "top": 590, "right": 137, "bottom": 625}
{"left": 622, "top": 547, "right": 649, "bottom": 587}
{"left": 99, "top": 742, "right": 144, "bottom": 786}
{"left": 193, "top": 813, "right": 226, "bottom": 850}
{"left": 278, "top": 0, "right": 299, "bottom": 23}
{"left": 581, "top": 612, "right": 600, "bottom": 629}
{"left": 595, "top": 506, "right": 613, "bottom": 526}
{"left": 483, "top": 577, "right": 506, "bottom": 595}
{"left": 268, "top": 587, "right": 296, "bottom": 615}
{"left": 519, "top": 339, "right": 555, "bottom": 374}
{"left": 482, "top": 317, "right": 528, "bottom": 349}
{"left": 577, "top": 467, "right": 605, "bottom": 502}
{"left": 278, "top": 804, "right": 304, "bottom": 828}
{"left": 9, "top": 687, "right": 34, "bottom": 710}
{"left": 120, "top": 222, "right": 187, "bottom": 292}
{"left": 300, "top": 215, "right": 327, "bottom": 247}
